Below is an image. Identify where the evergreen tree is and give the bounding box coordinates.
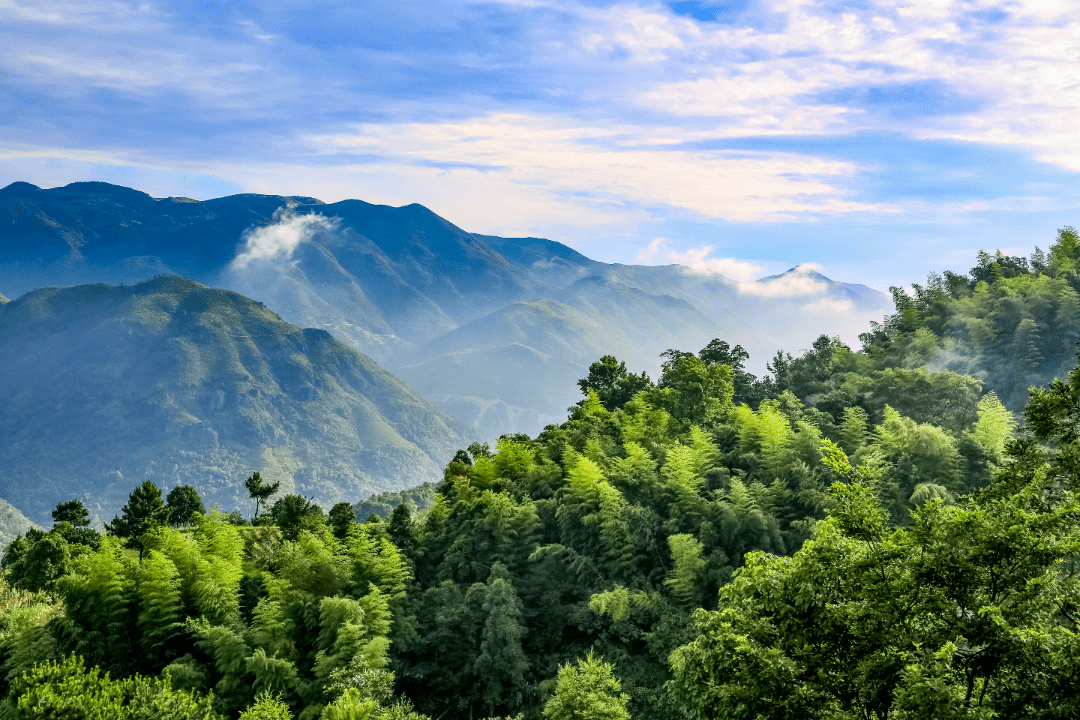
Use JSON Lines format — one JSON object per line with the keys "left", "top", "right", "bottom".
{"left": 473, "top": 565, "right": 529, "bottom": 716}
{"left": 269, "top": 495, "right": 322, "bottom": 541}
{"left": 246, "top": 472, "right": 281, "bottom": 521}
{"left": 578, "top": 355, "right": 652, "bottom": 412}
{"left": 386, "top": 504, "right": 416, "bottom": 557}
{"left": 971, "top": 391, "right": 1015, "bottom": 461}
{"left": 167, "top": 486, "right": 205, "bottom": 527}
{"left": 137, "top": 550, "right": 183, "bottom": 670}
{"left": 12, "top": 654, "right": 219, "bottom": 720}
{"left": 238, "top": 692, "right": 293, "bottom": 720}
{"left": 6, "top": 531, "right": 70, "bottom": 592}
{"left": 329, "top": 503, "right": 357, "bottom": 539}
{"left": 52, "top": 499, "right": 90, "bottom": 528}
{"left": 698, "top": 338, "right": 759, "bottom": 406}
{"left": 106, "top": 481, "right": 171, "bottom": 560}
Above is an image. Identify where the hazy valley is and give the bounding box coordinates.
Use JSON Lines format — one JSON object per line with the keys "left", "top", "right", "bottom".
{"left": 0, "top": 181, "right": 889, "bottom": 440}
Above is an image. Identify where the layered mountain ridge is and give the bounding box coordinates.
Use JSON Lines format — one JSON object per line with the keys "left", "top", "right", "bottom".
{"left": 0, "top": 181, "right": 890, "bottom": 437}
{"left": 0, "top": 276, "right": 472, "bottom": 523}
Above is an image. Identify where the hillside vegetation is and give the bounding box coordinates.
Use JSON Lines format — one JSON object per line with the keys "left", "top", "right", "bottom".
{"left": 0, "top": 181, "right": 889, "bottom": 437}
{"left": 0, "top": 500, "right": 34, "bottom": 550}
{"left": 0, "top": 276, "right": 472, "bottom": 523}
{"left": 854, "top": 227, "right": 1080, "bottom": 409}
{"left": 1, "top": 232, "right": 1079, "bottom": 719}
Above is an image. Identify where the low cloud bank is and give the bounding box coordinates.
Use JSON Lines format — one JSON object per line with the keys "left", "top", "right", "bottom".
{"left": 231, "top": 209, "right": 339, "bottom": 269}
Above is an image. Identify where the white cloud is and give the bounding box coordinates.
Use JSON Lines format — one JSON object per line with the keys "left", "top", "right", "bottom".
{"left": 636, "top": 237, "right": 668, "bottom": 264}
{"left": 305, "top": 113, "right": 882, "bottom": 224}
{"left": 665, "top": 246, "right": 766, "bottom": 283}
{"left": 801, "top": 297, "right": 855, "bottom": 314}
{"left": 630, "top": 0, "right": 1080, "bottom": 170}
{"left": 741, "top": 274, "right": 829, "bottom": 298}
{"left": 634, "top": 238, "right": 765, "bottom": 283}
{"left": 580, "top": 4, "right": 690, "bottom": 62}
{"left": 231, "top": 209, "right": 339, "bottom": 269}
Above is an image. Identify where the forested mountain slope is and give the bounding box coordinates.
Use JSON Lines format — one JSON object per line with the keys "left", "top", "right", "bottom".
{"left": 0, "top": 181, "right": 889, "bottom": 437}
{"left": 394, "top": 276, "right": 739, "bottom": 435}
{"left": 0, "top": 220, "right": 1076, "bottom": 719}
{"left": 0, "top": 276, "right": 472, "bottom": 524}
{"left": 0, "top": 500, "right": 34, "bottom": 550}
{"left": 0, "top": 325, "right": 1041, "bottom": 720}
{"left": 769, "top": 227, "right": 1080, "bottom": 413}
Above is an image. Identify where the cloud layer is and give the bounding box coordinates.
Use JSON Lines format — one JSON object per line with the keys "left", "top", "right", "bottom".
{"left": 2, "top": 0, "right": 1079, "bottom": 287}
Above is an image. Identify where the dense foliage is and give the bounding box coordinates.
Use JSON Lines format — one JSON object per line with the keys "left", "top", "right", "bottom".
{"left": 784, "top": 226, "right": 1080, "bottom": 412}
{"left": 2, "top": 232, "right": 1079, "bottom": 718}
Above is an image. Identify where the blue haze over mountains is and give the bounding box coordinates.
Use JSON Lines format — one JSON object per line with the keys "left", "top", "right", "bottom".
{"left": 0, "top": 181, "right": 889, "bottom": 521}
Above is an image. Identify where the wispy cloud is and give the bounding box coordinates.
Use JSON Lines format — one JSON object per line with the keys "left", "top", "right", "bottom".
{"left": 306, "top": 113, "right": 881, "bottom": 224}
{"left": 741, "top": 264, "right": 832, "bottom": 298}
{"left": 635, "top": 237, "right": 765, "bottom": 283}
{"left": 231, "top": 210, "right": 339, "bottom": 269}
{"left": 802, "top": 297, "right": 855, "bottom": 315}
{"left": 1, "top": 0, "right": 1079, "bottom": 286}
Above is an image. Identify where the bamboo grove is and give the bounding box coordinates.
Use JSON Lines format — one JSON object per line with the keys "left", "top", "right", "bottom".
{"left": 3, "top": 229, "right": 1080, "bottom": 719}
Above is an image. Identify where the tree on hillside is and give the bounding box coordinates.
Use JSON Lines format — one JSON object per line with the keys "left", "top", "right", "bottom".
{"left": 543, "top": 652, "right": 630, "bottom": 720}
{"left": 578, "top": 355, "right": 652, "bottom": 412}
{"left": 245, "top": 472, "right": 280, "bottom": 520}
{"left": 166, "top": 485, "right": 205, "bottom": 527}
{"left": 105, "top": 480, "right": 171, "bottom": 560}
{"left": 52, "top": 499, "right": 90, "bottom": 528}
{"left": 697, "top": 339, "right": 761, "bottom": 406}
{"left": 269, "top": 494, "right": 322, "bottom": 541}
{"left": 656, "top": 353, "right": 733, "bottom": 427}
{"left": 328, "top": 502, "right": 356, "bottom": 539}
{"left": 668, "top": 353, "right": 1080, "bottom": 718}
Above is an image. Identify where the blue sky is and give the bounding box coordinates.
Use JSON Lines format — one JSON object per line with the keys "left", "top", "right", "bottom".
{"left": 2, "top": 0, "right": 1078, "bottom": 289}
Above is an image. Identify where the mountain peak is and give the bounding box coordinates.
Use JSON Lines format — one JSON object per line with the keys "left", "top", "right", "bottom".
{"left": 54, "top": 181, "right": 156, "bottom": 203}
{"left": 0, "top": 277, "right": 473, "bottom": 522}
{"left": 759, "top": 264, "right": 829, "bottom": 283}
{"left": 0, "top": 181, "right": 42, "bottom": 197}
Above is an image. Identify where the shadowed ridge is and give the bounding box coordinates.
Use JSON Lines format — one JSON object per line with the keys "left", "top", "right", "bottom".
{"left": 0, "top": 276, "right": 475, "bottom": 523}
{"left": 474, "top": 233, "right": 596, "bottom": 269}
{"left": 47, "top": 181, "right": 158, "bottom": 207}
{"left": 0, "top": 181, "right": 43, "bottom": 197}
{"left": 0, "top": 497, "right": 35, "bottom": 550}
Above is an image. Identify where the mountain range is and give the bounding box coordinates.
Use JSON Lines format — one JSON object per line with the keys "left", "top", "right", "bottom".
{"left": 0, "top": 276, "right": 471, "bottom": 524}
{"left": 0, "top": 181, "right": 890, "bottom": 439}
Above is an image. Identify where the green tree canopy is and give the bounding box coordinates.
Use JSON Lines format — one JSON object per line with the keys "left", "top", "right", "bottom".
{"left": 668, "top": 419, "right": 1080, "bottom": 719}
{"left": 166, "top": 486, "right": 205, "bottom": 527}
{"left": 52, "top": 499, "right": 90, "bottom": 528}
{"left": 13, "top": 654, "right": 219, "bottom": 719}
{"left": 105, "top": 481, "right": 171, "bottom": 560}
{"left": 697, "top": 339, "right": 760, "bottom": 406}
{"left": 245, "top": 472, "right": 281, "bottom": 520}
{"left": 329, "top": 502, "right": 357, "bottom": 539}
{"left": 577, "top": 355, "right": 651, "bottom": 412}
{"left": 543, "top": 652, "right": 630, "bottom": 720}
{"left": 269, "top": 494, "right": 323, "bottom": 541}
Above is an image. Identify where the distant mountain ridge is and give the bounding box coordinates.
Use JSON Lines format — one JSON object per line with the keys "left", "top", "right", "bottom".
{"left": 0, "top": 181, "right": 890, "bottom": 437}
{"left": 0, "top": 498, "right": 35, "bottom": 549}
{"left": 0, "top": 276, "right": 473, "bottom": 523}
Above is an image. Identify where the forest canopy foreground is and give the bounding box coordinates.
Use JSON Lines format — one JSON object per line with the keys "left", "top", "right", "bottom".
{"left": 3, "top": 229, "right": 1080, "bottom": 719}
